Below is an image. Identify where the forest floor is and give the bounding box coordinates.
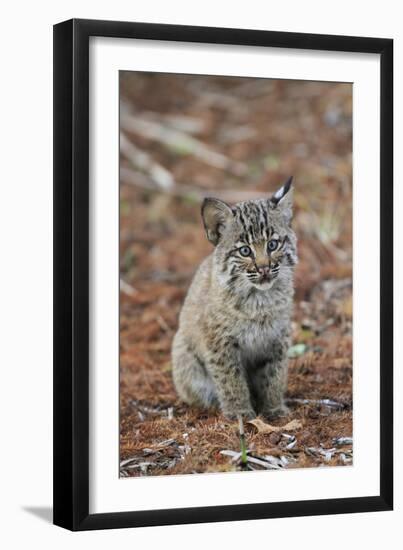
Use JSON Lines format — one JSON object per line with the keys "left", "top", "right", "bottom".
{"left": 119, "top": 73, "right": 353, "bottom": 477}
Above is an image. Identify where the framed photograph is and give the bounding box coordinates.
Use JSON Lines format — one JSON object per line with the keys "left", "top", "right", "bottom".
{"left": 53, "top": 19, "right": 393, "bottom": 530}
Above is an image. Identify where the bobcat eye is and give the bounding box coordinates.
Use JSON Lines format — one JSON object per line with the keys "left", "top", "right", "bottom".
{"left": 268, "top": 239, "right": 278, "bottom": 252}
{"left": 239, "top": 246, "right": 252, "bottom": 257}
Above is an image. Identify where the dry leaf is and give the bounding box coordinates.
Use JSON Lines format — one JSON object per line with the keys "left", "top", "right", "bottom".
{"left": 247, "top": 418, "right": 303, "bottom": 434}
{"left": 341, "top": 296, "right": 353, "bottom": 317}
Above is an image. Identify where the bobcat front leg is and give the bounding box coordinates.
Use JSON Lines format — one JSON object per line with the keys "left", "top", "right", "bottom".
{"left": 252, "top": 363, "right": 289, "bottom": 418}
{"left": 206, "top": 345, "right": 255, "bottom": 420}
{"left": 252, "top": 341, "right": 289, "bottom": 418}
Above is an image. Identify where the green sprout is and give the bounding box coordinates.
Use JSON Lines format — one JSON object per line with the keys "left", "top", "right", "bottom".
{"left": 238, "top": 415, "right": 248, "bottom": 467}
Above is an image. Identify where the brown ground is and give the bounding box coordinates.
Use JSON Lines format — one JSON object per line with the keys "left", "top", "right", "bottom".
{"left": 119, "top": 73, "right": 353, "bottom": 477}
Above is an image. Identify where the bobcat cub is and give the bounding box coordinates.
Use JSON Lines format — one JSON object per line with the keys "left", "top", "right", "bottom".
{"left": 172, "top": 178, "right": 297, "bottom": 420}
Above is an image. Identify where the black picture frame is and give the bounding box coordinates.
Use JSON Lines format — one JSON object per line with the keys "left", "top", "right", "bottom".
{"left": 53, "top": 18, "right": 393, "bottom": 531}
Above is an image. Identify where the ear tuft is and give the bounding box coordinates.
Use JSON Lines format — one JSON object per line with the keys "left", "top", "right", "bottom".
{"left": 270, "top": 176, "right": 293, "bottom": 205}
{"left": 269, "top": 177, "right": 294, "bottom": 224}
{"left": 201, "top": 198, "right": 233, "bottom": 245}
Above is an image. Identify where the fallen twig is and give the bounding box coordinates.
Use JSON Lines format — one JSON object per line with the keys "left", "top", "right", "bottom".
{"left": 286, "top": 398, "right": 348, "bottom": 410}
{"left": 333, "top": 436, "right": 353, "bottom": 446}
{"left": 120, "top": 102, "right": 247, "bottom": 176}
{"left": 220, "top": 449, "right": 291, "bottom": 471}
{"left": 187, "top": 81, "right": 249, "bottom": 116}
{"left": 122, "top": 108, "right": 206, "bottom": 135}
{"left": 120, "top": 166, "right": 268, "bottom": 204}
{"left": 120, "top": 132, "right": 174, "bottom": 191}
{"left": 129, "top": 399, "right": 174, "bottom": 419}
{"left": 120, "top": 278, "right": 137, "bottom": 296}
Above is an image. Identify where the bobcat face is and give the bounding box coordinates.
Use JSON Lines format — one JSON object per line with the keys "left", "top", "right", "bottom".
{"left": 202, "top": 177, "right": 297, "bottom": 293}
{"left": 229, "top": 232, "right": 292, "bottom": 290}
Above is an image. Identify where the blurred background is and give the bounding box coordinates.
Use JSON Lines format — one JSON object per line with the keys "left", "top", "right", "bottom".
{"left": 119, "top": 72, "right": 353, "bottom": 477}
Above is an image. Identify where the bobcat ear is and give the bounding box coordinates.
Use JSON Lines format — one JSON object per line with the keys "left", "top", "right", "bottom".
{"left": 270, "top": 176, "right": 293, "bottom": 205}
{"left": 269, "top": 176, "right": 293, "bottom": 223}
{"left": 201, "top": 198, "right": 234, "bottom": 245}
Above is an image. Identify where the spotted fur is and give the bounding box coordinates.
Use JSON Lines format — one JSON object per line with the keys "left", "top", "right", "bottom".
{"left": 172, "top": 178, "right": 297, "bottom": 419}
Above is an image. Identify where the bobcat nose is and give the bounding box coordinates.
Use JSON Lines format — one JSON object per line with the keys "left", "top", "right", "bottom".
{"left": 257, "top": 265, "right": 271, "bottom": 278}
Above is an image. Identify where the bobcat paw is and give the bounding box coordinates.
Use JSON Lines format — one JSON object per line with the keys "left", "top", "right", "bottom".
{"left": 261, "top": 404, "right": 290, "bottom": 419}
{"left": 222, "top": 408, "right": 256, "bottom": 421}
